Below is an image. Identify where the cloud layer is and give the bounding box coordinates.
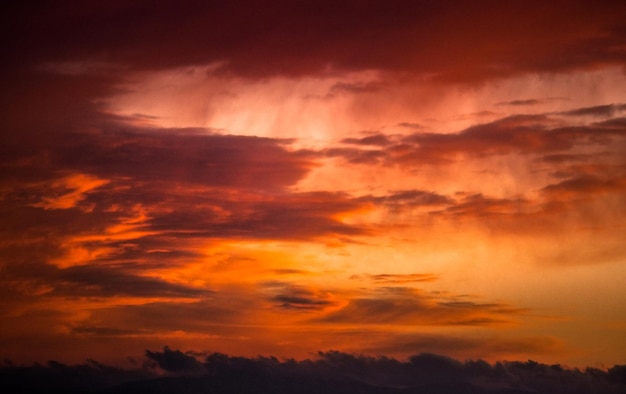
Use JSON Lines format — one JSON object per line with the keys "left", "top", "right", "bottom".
{"left": 2, "top": 0, "right": 626, "bottom": 370}
{"left": 1, "top": 349, "right": 625, "bottom": 394}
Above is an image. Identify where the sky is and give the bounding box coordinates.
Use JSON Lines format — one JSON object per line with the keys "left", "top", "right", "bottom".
{"left": 1, "top": 0, "right": 626, "bottom": 370}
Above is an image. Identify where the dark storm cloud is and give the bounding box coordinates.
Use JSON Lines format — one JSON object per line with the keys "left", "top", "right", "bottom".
{"left": 4, "top": 1, "right": 626, "bottom": 82}
{"left": 2, "top": 349, "right": 625, "bottom": 394}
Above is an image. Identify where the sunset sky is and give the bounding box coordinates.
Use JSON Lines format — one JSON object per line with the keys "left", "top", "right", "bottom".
{"left": 2, "top": 0, "right": 626, "bottom": 369}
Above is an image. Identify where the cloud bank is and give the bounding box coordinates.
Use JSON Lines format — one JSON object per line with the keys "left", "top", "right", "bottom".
{"left": 1, "top": 349, "right": 625, "bottom": 394}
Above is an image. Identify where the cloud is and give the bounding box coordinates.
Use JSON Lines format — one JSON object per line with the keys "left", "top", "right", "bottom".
{"left": 541, "top": 175, "right": 626, "bottom": 200}
{"left": 397, "top": 122, "right": 424, "bottom": 130}
{"left": 145, "top": 346, "right": 204, "bottom": 373}
{"left": 319, "top": 287, "right": 524, "bottom": 326}
{"left": 265, "top": 284, "right": 337, "bottom": 311}
{"left": 341, "top": 134, "right": 392, "bottom": 146}
{"left": 350, "top": 273, "right": 439, "bottom": 284}
{"left": 321, "top": 147, "right": 388, "bottom": 165}
{"left": 50, "top": 129, "right": 312, "bottom": 191}
{"left": 497, "top": 99, "right": 543, "bottom": 106}
{"left": 0, "top": 359, "right": 152, "bottom": 392}
{"left": 321, "top": 113, "right": 626, "bottom": 168}
{"left": 2, "top": 259, "right": 211, "bottom": 301}
{"left": 2, "top": 1, "right": 626, "bottom": 373}
{"left": 561, "top": 103, "right": 626, "bottom": 117}
{"left": 328, "top": 81, "right": 385, "bottom": 96}
{"left": 6, "top": 1, "right": 626, "bottom": 83}
{"left": 538, "top": 153, "right": 605, "bottom": 164}
{"left": 432, "top": 194, "right": 530, "bottom": 218}
{"left": 53, "top": 264, "right": 211, "bottom": 298}
{"left": 360, "top": 190, "right": 453, "bottom": 208}
{"left": 0, "top": 110, "right": 373, "bottom": 314}
{"left": 401, "top": 115, "right": 585, "bottom": 161}
{"left": 363, "top": 333, "right": 564, "bottom": 359}
{"left": 73, "top": 299, "right": 254, "bottom": 336}
{"left": 1, "top": 349, "right": 625, "bottom": 393}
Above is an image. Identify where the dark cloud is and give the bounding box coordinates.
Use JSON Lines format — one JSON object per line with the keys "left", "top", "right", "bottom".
{"left": 4, "top": 1, "right": 626, "bottom": 83}
{"left": 2, "top": 259, "right": 211, "bottom": 300}
{"left": 113, "top": 188, "right": 367, "bottom": 241}
{"left": 51, "top": 129, "right": 312, "bottom": 191}
{"left": 497, "top": 99, "right": 542, "bottom": 106}
{"left": 397, "top": 122, "right": 424, "bottom": 130}
{"left": 383, "top": 114, "right": 626, "bottom": 166}
{"left": 321, "top": 114, "right": 626, "bottom": 167}
{"left": 54, "top": 264, "right": 211, "bottom": 298}
{"left": 206, "top": 191, "right": 367, "bottom": 240}
{"left": 541, "top": 175, "right": 626, "bottom": 198}
{"left": 2, "top": 0, "right": 626, "bottom": 374}
{"left": 77, "top": 299, "right": 252, "bottom": 336}
{"left": 402, "top": 115, "right": 580, "bottom": 160}
{"left": 145, "top": 346, "right": 204, "bottom": 373}
{"left": 319, "top": 288, "right": 523, "bottom": 326}
{"left": 322, "top": 147, "right": 388, "bottom": 165}
{"left": 538, "top": 153, "right": 605, "bottom": 164}
{"left": 1, "top": 349, "right": 625, "bottom": 394}
{"left": 271, "top": 294, "right": 331, "bottom": 310}
{"left": 360, "top": 190, "right": 453, "bottom": 208}
{"left": 262, "top": 282, "right": 337, "bottom": 311}
{"left": 0, "top": 359, "right": 152, "bottom": 392}
{"left": 70, "top": 326, "right": 143, "bottom": 337}
{"left": 456, "top": 110, "right": 500, "bottom": 120}
{"left": 341, "top": 134, "right": 392, "bottom": 146}
{"left": 0, "top": 66, "right": 313, "bottom": 191}
{"left": 263, "top": 281, "right": 337, "bottom": 311}
{"left": 0, "top": 105, "right": 370, "bottom": 307}
{"left": 432, "top": 194, "right": 530, "bottom": 218}
{"left": 561, "top": 103, "right": 626, "bottom": 117}
{"left": 350, "top": 273, "right": 439, "bottom": 284}
{"left": 328, "top": 81, "right": 385, "bottom": 96}
{"left": 271, "top": 294, "right": 335, "bottom": 311}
